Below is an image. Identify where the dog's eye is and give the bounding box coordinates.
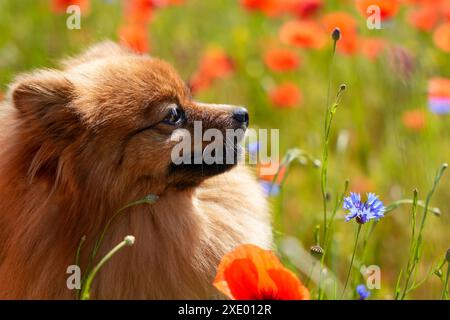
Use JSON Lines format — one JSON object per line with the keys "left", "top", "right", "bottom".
{"left": 162, "top": 105, "right": 184, "bottom": 126}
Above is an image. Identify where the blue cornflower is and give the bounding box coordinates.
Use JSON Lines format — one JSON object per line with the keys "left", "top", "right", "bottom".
{"left": 260, "top": 181, "right": 280, "bottom": 197}
{"left": 247, "top": 141, "right": 260, "bottom": 164}
{"left": 247, "top": 141, "right": 260, "bottom": 156}
{"left": 428, "top": 97, "right": 450, "bottom": 115}
{"left": 356, "top": 284, "right": 370, "bottom": 300}
{"left": 343, "top": 192, "right": 385, "bottom": 224}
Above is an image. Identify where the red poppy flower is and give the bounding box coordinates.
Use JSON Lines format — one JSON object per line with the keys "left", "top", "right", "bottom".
{"left": 433, "top": 23, "right": 450, "bottom": 52}
{"left": 443, "top": 0, "right": 450, "bottom": 20}
{"left": 322, "top": 12, "right": 358, "bottom": 55}
{"left": 240, "top": 0, "right": 285, "bottom": 16}
{"left": 264, "top": 48, "right": 300, "bottom": 72}
{"left": 51, "top": 0, "right": 90, "bottom": 14}
{"left": 189, "top": 75, "right": 212, "bottom": 94}
{"left": 286, "top": 0, "right": 323, "bottom": 19}
{"left": 429, "top": 77, "right": 450, "bottom": 98}
{"left": 403, "top": 0, "right": 437, "bottom": 3}
{"left": 214, "top": 244, "right": 310, "bottom": 300}
{"left": 118, "top": 24, "right": 150, "bottom": 53}
{"left": 198, "top": 48, "right": 234, "bottom": 79}
{"left": 402, "top": 109, "right": 427, "bottom": 131}
{"left": 241, "top": 0, "right": 265, "bottom": 11}
{"left": 269, "top": 82, "right": 302, "bottom": 108}
{"left": 123, "top": 0, "right": 154, "bottom": 26}
{"left": 407, "top": 4, "right": 440, "bottom": 31}
{"left": 189, "top": 48, "right": 234, "bottom": 94}
{"left": 163, "top": 0, "right": 185, "bottom": 5}
{"left": 355, "top": 0, "right": 400, "bottom": 21}
{"left": 322, "top": 12, "right": 357, "bottom": 37}
{"left": 279, "top": 20, "right": 327, "bottom": 49}
{"left": 360, "top": 37, "right": 387, "bottom": 60}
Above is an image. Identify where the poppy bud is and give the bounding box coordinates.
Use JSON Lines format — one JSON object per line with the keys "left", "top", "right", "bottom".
{"left": 124, "top": 235, "right": 135, "bottom": 246}
{"left": 313, "top": 159, "right": 321, "bottom": 168}
{"left": 332, "top": 28, "right": 341, "bottom": 41}
{"left": 144, "top": 194, "right": 159, "bottom": 203}
{"left": 310, "top": 245, "right": 324, "bottom": 259}
{"left": 446, "top": 248, "right": 450, "bottom": 263}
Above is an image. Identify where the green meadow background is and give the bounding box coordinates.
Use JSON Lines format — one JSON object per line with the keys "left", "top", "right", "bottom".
{"left": 0, "top": 0, "right": 448, "bottom": 299}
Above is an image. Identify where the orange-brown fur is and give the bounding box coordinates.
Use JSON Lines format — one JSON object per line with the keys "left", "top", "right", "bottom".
{"left": 0, "top": 42, "right": 272, "bottom": 299}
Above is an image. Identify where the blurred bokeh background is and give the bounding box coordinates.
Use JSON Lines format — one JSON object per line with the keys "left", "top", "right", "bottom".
{"left": 0, "top": 0, "right": 449, "bottom": 299}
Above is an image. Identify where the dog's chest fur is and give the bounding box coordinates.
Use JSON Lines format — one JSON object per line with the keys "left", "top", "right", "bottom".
{"left": 92, "top": 168, "right": 272, "bottom": 299}
{"left": 0, "top": 165, "right": 272, "bottom": 299}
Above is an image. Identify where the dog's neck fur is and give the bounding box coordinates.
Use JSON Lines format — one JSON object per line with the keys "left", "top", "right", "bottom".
{"left": 0, "top": 118, "right": 218, "bottom": 298}
{"left": 0, "top": 163, "right": 218, "bottom": 298}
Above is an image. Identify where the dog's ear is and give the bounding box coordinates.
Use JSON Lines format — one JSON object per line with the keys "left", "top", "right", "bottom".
{"left": 11, "top": 69, "right": 74, "bottom": 119}
{"left": 61, "top": 41, "right": 133, "bottom": 69}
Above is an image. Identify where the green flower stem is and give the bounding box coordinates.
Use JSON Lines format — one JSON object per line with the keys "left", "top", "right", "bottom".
{"left": 317, "top": 29, "right": 342, "bottom": 301}
{"left": 270, "top": 149, "right": 318, "bottom": 231}
{"left": 305, "top": 260, "right": 317, "bottom": 288}
{"left": 396, "top": 189, "right": 419, "bottom": 299}
{"left": 399, "top": 190, "right": 421, "bottom": 300}
{"left": 318, "top": 87, "right": 346, "bottom": 301}
{"left": 78, "top": 194, "right": 158, "bottom": 292}
{"left": 323, "top": 180, "right": 349, "bottom": 258}
{"left": 342, "top": 224, "right": 362, "bottom": 299}
{"left": 74, "top": 235, "right": 86, "bottom": 299}
{"left": 361, "top": 221, "right": 377, "bottom": 262}
{"left": 352, "top": 220, "right": 378, "bottom": 296}
{"left": 91, "top": 195, "right": 158, "bottom": 261}
{"left": 417, "top": 164, "right": 447, "bottom": 235}
{"left": 269, "top": 149, "right": 317, "bottom": 192}
{"left": 321, "top": 87, "right": 346, "bottom": 246}
{"left": 406, "top": 258, "right": 445, "bottom": 294}
{"left": 80, "top": 236, "right": 135, "bottom": 300}
{"left": 441, "top": 263, "right": 449, "bottom": 300}
{"left": 385, "top": 199, "right": 441, "bottom": 217}
{"left": 317, "top": 180, "right": 349, "bottom": 299}
{"left": 399, "top": 164, "right": 447, "bottom": 299}
{"left": 320, "top": 36, "right": 338, "bottom": 248}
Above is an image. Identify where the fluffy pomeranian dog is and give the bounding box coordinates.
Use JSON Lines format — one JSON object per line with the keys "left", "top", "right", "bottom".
{"left": 0, "top": 42, "right": 272, "bottom": 299}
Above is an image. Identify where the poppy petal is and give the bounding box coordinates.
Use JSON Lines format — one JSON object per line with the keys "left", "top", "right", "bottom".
{"left": 214, "top": 245, "right": 281, "bottom": 299}
{"left": 214, "top": 244, "right": 310, "bottom": 300}
{"left": 214, "top": 258, "right": 260, "bottom": 299}
{"left": 279, "top": 20, "right": 327, "bottom": 49}
{"left": 269, "top": 82, "right": 302, "bottom": 108}
{"left": 355, "top": 0, "right": 400, "bottom": 20}
{"left": 267, "top": 268, "right": 310, "bottom": 300}
{"left": 433, "top": 23, "right": 450, "bottom": 53}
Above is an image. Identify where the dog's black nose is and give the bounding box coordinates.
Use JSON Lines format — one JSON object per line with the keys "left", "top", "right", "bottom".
{"left": 232, "top": 107, "right": 249, "bottom": 128}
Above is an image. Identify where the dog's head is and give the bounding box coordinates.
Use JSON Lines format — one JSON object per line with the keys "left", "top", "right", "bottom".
{"left": 9, "top": 42, "right": 248, "bottom": 193}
